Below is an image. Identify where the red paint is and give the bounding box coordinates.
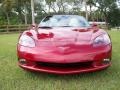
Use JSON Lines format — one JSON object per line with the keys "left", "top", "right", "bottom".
{"left": 17, "top": 16, "right": 112, "bottom": 75}
{"left": 26, "top": 32, "right": 33, "bottom": 36}
{"left": 37, "top": 32, "right": 54, "bottom": 39}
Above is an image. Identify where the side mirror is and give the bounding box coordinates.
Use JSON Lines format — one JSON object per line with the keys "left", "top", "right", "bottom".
{"left": 31, "top": 24, "right": 39, "bottom": 33}
{"left": 91, "top": 23, "right": 98, "bottom": 27}
{"left": 31, "top": 24, "right": 38, "bottom": 28}
{"left": 31, "top": 24, "right": 39, "bottom": 30}
{"left": 91, "top": 23, "right": 99, "bottom": 32}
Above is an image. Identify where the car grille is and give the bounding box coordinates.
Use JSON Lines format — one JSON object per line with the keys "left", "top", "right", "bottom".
{"left": 36, "top": 61, "right": 93, "bottom": 69}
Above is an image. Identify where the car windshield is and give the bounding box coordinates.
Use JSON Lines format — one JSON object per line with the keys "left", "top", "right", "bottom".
{"left": 39, "top": 15, "right": 90, "bottom": 27}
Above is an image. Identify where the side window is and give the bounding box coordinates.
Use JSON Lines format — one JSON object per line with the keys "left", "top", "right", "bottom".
{"left": 43, "top": 16, "right": 52, "bottom": 22}
{"left": 40, "top": 16, "right": 52, "bottom": 26}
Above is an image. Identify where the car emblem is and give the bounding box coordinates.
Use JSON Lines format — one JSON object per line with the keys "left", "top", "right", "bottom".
{"left": 58, "top": 46, "right": 69, "bottom": 53}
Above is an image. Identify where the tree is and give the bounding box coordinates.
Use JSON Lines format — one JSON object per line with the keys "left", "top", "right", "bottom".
{"left": 45, "top": 0, "right": 57, "bottom": 13}
{"left": 87, "top": 0, "right": 95, "bottom": 20}
{"left": 1, "top": 0, "right": 15, "bottom": 24}
{"left": 14, "top": 0, "right": 31, "bottom": 24}
{"left": 31, "top": 0, "right": 35, "bottom": 24}
{"left": 95, "top": 0, "right": 117, "bottom": 28}
{"left": 107, "top": 4, "right": 120, "bottom": 27}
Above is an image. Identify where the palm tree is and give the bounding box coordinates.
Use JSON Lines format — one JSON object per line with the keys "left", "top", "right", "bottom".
{"left": 1, "top": 0, "right": 15, "bottom": 24}
{"left": 31, "top": 0, "right": 35, "bottom": 24}
{"left": 87, "top": 0, "right": 95, "bottom": 21}
{"left": 84, "top": 0, "right": 88, "bottom": 20}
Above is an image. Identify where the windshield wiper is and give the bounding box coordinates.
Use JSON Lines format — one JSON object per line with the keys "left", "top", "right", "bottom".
{"left": 39, "top": 26, "right": 52, "bottom": 29}
{"left": 61, "top": 26, "right": 72, "bottom": 27}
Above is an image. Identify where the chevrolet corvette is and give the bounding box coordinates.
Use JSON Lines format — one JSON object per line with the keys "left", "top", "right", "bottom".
{"left": 17, "top": 15, "right": 112, "bottom": 74}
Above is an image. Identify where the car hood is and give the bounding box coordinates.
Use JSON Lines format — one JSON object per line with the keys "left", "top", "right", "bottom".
{"left": 27, "top": 26, "right": 106, "bottom": 48}
{"left": 37, "top": 27, "right": 94, "bottom": 44}
{"left": 27, "top": 27, "right": 106, "bottom": 54}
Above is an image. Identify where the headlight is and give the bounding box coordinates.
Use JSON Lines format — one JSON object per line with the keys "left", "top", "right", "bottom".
{"left": 19, "top": 35, "right": 35, "bottom": 47}
{"left": 93, "top": 34, "right": 111, "bottom": 47}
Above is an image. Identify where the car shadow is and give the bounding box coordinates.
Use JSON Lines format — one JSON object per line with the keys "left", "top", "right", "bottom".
{"left": 22, "top": 68, "right": 112, "bottom": 81}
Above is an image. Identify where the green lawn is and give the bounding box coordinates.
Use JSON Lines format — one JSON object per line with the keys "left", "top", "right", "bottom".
{"left": 0, "top": 31, "right": 120, "bottom": 90}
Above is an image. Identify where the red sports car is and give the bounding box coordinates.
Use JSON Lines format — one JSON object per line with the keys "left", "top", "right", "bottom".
{"left": 17, "top": 15, "right": 112, "bottom": 74}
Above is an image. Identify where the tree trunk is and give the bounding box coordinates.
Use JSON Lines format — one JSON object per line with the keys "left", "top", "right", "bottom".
{"left": 24, "top": 5, "right": 27, "bottom": 25}
{"left": 48, "top": 4, "right": 51, "bottom": 13}
{"left": 89, "top": 5, "right": 92, "bottom": 21}
{"left": 50, "top": 5, "right": 57, "bottom": 13}
{"left": 31, "top": 0, "right": 35, "bottom": 24}
{"left": 104, "top": 12, "right": 109, "bottom": 30}
{"left": 6, "top": 13, "right": 10, "bottom": 25}
{"left": 57, "top": 4, "right": 61, "bottom": 12}
{"left": 85, "top": 0, "right": 88, "bottom": 20}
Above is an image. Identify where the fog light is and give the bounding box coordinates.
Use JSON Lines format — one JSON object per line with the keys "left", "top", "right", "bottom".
{"left": 103, "top": 59, "right": 110, "bottom": 64}
{"left": 19, "top": 59, "right": 27, "bottom": 64}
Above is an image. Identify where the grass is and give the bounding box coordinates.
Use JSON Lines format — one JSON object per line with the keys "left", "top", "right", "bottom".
{"left": 0, "top": 31, "right": 120, "bottom": 90}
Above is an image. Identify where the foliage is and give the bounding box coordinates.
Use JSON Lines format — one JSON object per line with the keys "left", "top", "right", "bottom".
{"left": 1, "top": 0, "right": 15, "bottom": 24}
{"left": 0, "top": 0, "right": 119, "bottom": 27}
{"left": 95, "top": 0, "right": 117, "bottom": 22}
{"left": 107, "top": 4, "right": 120, "bottom": 27}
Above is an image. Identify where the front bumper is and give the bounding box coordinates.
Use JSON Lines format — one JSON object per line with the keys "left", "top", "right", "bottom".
{"left": 17, "top": 44, "right": 112, "bottom": 74}
{"left": 18, "top": 61, "right": 111, "bottom": 74}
